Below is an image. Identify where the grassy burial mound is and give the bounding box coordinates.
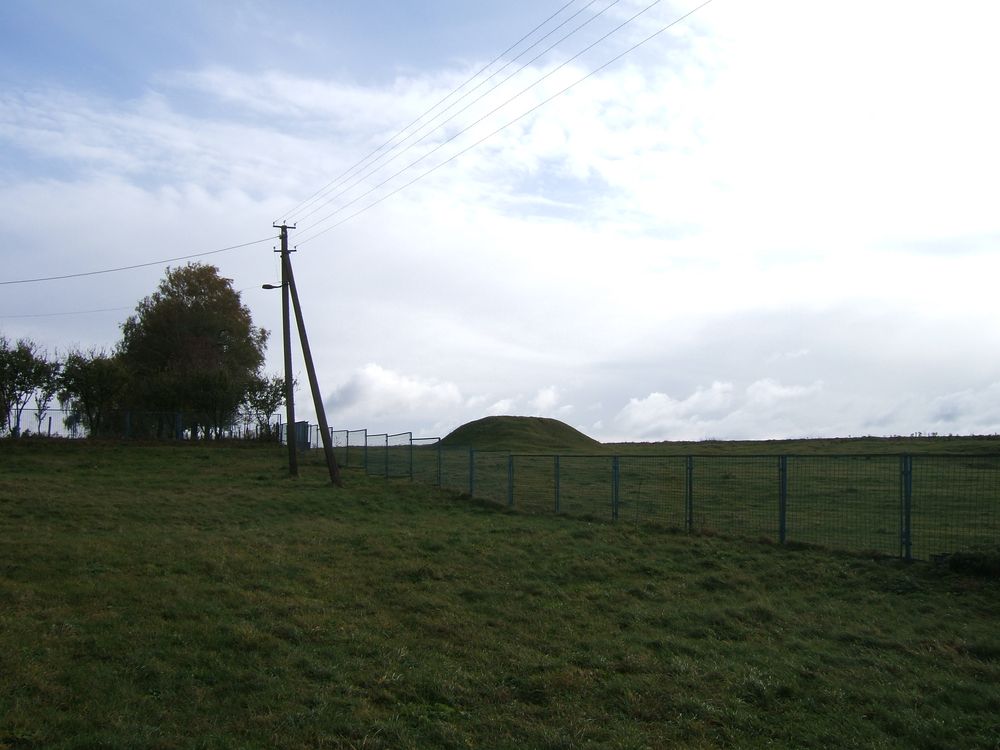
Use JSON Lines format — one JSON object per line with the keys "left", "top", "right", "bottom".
{"left": 2, "top": 440, "right": 999, "bottom": 748}
{"left": 440, "top": 415, "right": 600, "bottom": 452}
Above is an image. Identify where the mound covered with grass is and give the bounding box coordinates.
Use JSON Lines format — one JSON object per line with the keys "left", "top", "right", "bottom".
{"left": 440, "top": 415, "right": 600, "bottom": 452}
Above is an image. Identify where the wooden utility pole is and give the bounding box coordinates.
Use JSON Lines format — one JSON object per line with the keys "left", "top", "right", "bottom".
{"left": 276, "top": 224, "right": 298, "bottom": 478}
{"left": 272, "top": 223, "right": 342, "bottom": 487}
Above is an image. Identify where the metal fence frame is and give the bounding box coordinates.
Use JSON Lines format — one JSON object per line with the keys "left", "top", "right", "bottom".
{"left": 417, "top": 447, "right": 998, "bottom": 561}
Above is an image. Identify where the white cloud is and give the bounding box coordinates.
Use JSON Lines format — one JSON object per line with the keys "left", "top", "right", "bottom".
{"left": 325, "top": 363, "right": 463, "bottom": 428}
{"left": 530, "top": 385, "right": 560, "bottom": 412}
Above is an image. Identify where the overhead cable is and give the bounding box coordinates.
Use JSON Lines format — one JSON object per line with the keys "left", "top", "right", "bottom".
{"left": 293, "top": 0, "right": 619, "bottom": 228}
{"left": 0, "top": 236, "right": 277, "bottom": 286}
{"left": 276, "top": 0, "right": 582, "bottom": 224}
{"left": 0, "top": 306, "right": 132, "bottom": 320}
{"left": 296, "top": 0, "right": 715, "bottom": 246}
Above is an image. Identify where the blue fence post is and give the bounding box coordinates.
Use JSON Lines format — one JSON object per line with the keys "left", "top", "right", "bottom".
{"left": 507, "top": 455, "right": 515, "bottom": 508}
{"left": 684, "top": 456, "right": 694, "bottom": 534}
{"left": 685, "top": 456, "right": 694, "bottom": 532}
{"left": 383, "top": 434, "right": 389, "bottom": 479}
{"left": 778, "top": 455, "right": 788, "bottom": 544}
{"left": 469, "top": 449, "right": 475, "bottom": 496}
{"left": 900, "top": 454, "right": 913, "bottom": 560}
{"left": 554, "top": 455, "right": 561, "bottom": 513}
{"left": 436, "top": 441, "right": 442, "bottom": 487}
{"left": 611, "top": 456, "right": 616, "bottom": 520}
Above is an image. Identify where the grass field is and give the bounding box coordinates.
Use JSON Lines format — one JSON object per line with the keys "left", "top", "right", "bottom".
{"left": 2, "top": 439, "right": 999, "bottom": 748}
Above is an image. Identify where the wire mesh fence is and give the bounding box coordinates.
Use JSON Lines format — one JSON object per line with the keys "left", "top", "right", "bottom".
{"left": 386, "top": 443, "right": 999, "bottom": 561}
{"left": 412, "top": 437, "right": 442, "bottom": 485}
{"left": 387, "top": 432, "right": 412, "bottom": 479}
{"left": 29, "top": 406, "right": 995, "bottom": 561}
{"left": 365, "top": 433, "right": 388, "bottom": 478}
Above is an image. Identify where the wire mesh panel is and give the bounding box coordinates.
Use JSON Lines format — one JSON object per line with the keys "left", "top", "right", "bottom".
{"left": 346, "top": 429, "right": 367, "bottom": 469}
{"left": 786, "top": 455, "right": 899, "bottom": 555}
{"left": 911, "top": 455, "right": 1000, "bottom": 560}
{"left": 556, "top": 455, "right": 615, "bottom": 519}
{"left": 440, "top": 448, "right": 472, "bottom": 494}
{"left": 511, "top": 455, "right": 559, "bottom": 514}
{"left": 473, "top": 451, "right": 510, "bottom": 506}
{"left": 692, "top": 456, "right": 778, "bottom": 540}
{"left": 386, "top": 432, "right": 412, "bottom": 478}
{"left": 618, "top": 456, "right": 688, "bottom": 529}
{"left": 365, "top": 433, "right": 388, "bottom": 478}
{"left": 331, "top": 429, "right": 348, "bottom": 466}
{"left": 412, "top": 438, "right": 441, "bottom": 486}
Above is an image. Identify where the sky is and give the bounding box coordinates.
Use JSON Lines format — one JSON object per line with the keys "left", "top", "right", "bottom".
{"left": 2, "top": 0, "right": 1000, "bottom": 442}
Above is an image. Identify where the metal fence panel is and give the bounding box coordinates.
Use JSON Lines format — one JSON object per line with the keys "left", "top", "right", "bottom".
{"left": 555, "top": 455, "right": 615, "bottom": 519}
{"left": 511, "top": 455, "right": 558, "bottom": 513}
{"left": 387, "top": 432, "right": 412, "bottom": 479}
{"left": 472, "top": 451, "right": 510, "bottom": 507}
{"left": 440, "top": 447, "right": 472, "bottom": 494}
{"left": 786, "top": 455, "right": 900, "bottom": 555}
{"left": 691, "top": 456, "right": 778, "bottom": 540}
{"left": 331, "top": 429, "right": 348, "bottom": 466}
{"left": 618, "top": 455, "right": 688, "bottom": 529}
{"left": 366, "top": 433, "right": 388, "bottom": 477}
{"left": 346, "top": 429, "right": 367, "bottom": 469}
{"left": 412, "top": 438, "right": 441, "bottom": 486}
{"left": 911, "top": 455, "right": 1000, "bottom": 560}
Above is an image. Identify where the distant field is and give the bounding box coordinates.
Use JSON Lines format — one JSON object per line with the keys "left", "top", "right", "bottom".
{"left": 1, "top": 439, "right": 999, "bottom": 748}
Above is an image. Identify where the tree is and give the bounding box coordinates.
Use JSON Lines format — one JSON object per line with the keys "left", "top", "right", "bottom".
{"left": 0, "top": 336, "right": 50, "bottom": 437}
{"left": 118, "top": 263, "right": 268, "bottom": 437}
{"left": 58, "top": 349, "right": 129, "bottom": 437}
{"left": 241, "top": 373, "right": 288, "bottom": 441}
{"left": 32, "top": 357, "right": 61, "bottom": 435}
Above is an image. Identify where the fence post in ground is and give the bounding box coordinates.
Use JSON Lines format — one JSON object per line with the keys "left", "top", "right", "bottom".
{"left": 383, "top": 434, "right": 389, "bottom": 479}
{"left": 685, "top": 456, "right": 694, "bottom": 532}
{"left": 174, "top": 413, "right": 183, "bottom": 440}
{"left": 469, "top": 449, "right": 475, "bottom": 496}
{"left": 778, "top": 455, "right": 788, "bottom": 544}
{"left": 507, "top": 455, "right": 515, "bottom": 508}
{"left": 900, "top": 454, "right": 913, "bottom": 560}
{"left": 554, "top": 455, "right": 561, "bottom": 513}
{"left": 612, "top": 456, "right": 620, "bottom": 521}
{"left": 436, "top": 441, "right": 442, "bottom": 487}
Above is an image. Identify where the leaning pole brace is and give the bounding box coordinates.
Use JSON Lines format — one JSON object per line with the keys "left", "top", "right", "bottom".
{"left": 282, "top": 233, "right": 343, "bottom": 487}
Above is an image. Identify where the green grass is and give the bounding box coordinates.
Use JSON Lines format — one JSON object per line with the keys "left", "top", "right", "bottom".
{"left": 2, "top": 439, "right": 1000, "bottom": 748}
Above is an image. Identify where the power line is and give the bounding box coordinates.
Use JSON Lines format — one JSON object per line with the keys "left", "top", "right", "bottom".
{"left": 293, "top": 0, "right": 619, "bottom": 229}
{"left": 0, "top": 306, "right": 132, "bottom": 320}
{"left": 276, "top": 0, "right": 582, "bottom": 225}
{"left": 296, "top": 0, "right": 635, "bottom": 239}
{"left": 295, "top": 0, "right": 695, "bottom": 243}
{"left": 0, "top": 236, "right": 277, "bottom": 286}
{"left": 296, "top": 0, "right": 715, "bottom": 246}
